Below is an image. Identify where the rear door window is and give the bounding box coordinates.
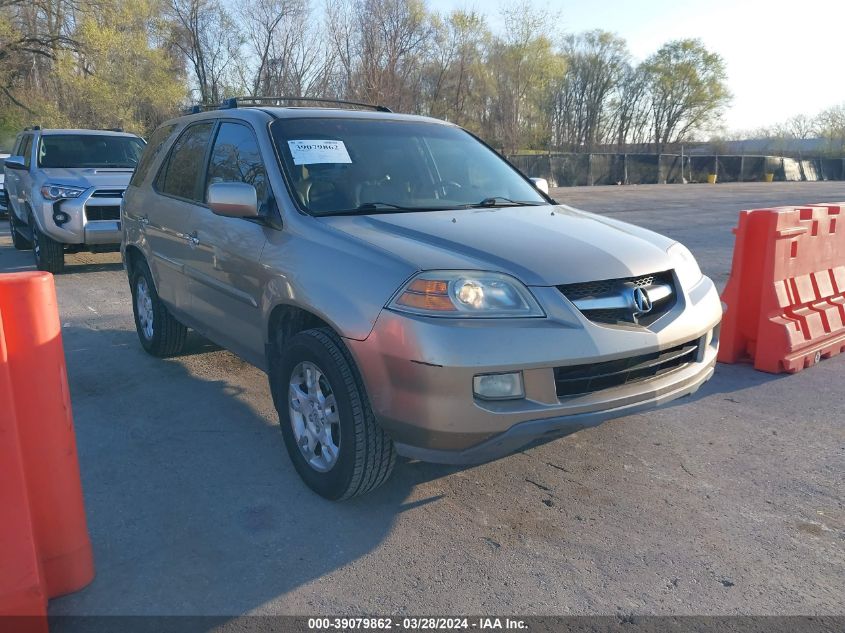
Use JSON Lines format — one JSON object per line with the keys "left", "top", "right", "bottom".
{"left": 131, "top": 123, "right": 177, "bottom": 186}
{"left": 154, "top": 122, "right": 213, "bottom": 201}
{"left": 205, "top": 122, "right": 269, "bottom": 204}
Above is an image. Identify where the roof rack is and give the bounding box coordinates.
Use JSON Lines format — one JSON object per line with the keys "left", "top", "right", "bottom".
{"left": 24, "top": 125, "right": 42, "bottom": 131}
{"left": 219, "top": 96, "right": 393, "bottom": 113}
{"left": 182, "top": 104, "right": 214, "bottom": 115}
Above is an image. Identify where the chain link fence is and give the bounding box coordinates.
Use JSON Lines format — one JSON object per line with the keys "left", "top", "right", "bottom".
{"left": 507, "top": 153, "right": 845, "bottom": 186}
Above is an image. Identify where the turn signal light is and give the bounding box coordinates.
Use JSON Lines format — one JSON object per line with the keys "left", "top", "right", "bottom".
{"left": 396, "top": 278, "right": 457, "bottom": 312}
{"left": 396, "top": 291, "right": 456, "bottom": 311}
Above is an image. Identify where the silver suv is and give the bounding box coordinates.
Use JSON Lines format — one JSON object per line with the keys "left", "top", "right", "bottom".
{"left": 4, "top": 127, "right": 145, "bottom": 273}
{"left": 123, "top": 98, "right": 722, "bottom": 499}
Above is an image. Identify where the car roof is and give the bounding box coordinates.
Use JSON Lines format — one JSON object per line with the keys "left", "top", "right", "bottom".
{"left": 34, "top": 129, "right": 141, "bottom": 138}
{"left": 165, "top": 106, "right": 455, "bottom": 129}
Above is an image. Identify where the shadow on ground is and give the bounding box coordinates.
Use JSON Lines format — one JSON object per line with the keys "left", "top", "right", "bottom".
{"left": 50, "top": 326, "right": 461, "bottom": 627}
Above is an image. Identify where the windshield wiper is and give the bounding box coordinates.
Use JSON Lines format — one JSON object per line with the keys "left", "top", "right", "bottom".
{"left": 468, "top": 197, "right": 544, "bottom": 208}
{"left": 322, "top": 202, "right": 455, "bottom": 216}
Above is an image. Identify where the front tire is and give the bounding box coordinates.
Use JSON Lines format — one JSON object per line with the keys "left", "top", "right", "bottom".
{"left": 9, "top": 213, "right": 32, "bottom": 250}
{"left": 30, "top": 216, "right": 65, "bottom": 273}
{"left": 130, "top": 259, "right": 187, "bottom": 357}
{"left": 274, "top": 328, "right": 396, "bottom": 500}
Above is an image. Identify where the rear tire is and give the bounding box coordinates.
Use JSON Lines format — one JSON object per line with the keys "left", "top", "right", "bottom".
{"left": 9, "top": 214, "right": 32, "bottom": 250}
{"left": 273, "top": 327, "right": 396, "bottom": 500}
{"left": 30, "top": 216, "right": 64, "bottom": 273}
{"left": 130, "top": 259, "right": 187, "bottom": 357}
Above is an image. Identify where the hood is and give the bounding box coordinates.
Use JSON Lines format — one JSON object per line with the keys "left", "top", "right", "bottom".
{"left": 318, "top": 204, "right": 677, "bottom": 286}
{"left": 38, "top": 167, "right": 133, "bottom": 190}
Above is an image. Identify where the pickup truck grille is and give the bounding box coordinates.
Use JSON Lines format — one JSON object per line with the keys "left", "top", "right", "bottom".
{"left": 558, "top": 271, "right": 676, "bottom": 326}
{"left": 554, "top": 339, "right": 699, "bottom": 398}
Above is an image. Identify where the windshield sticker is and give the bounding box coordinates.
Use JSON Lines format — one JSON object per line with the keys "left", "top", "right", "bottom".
{"left": 287, "top": 140, "right": 352, "bottom": 165}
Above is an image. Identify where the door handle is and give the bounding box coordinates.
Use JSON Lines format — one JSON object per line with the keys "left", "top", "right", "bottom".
{"left": 186, "top": 231, "right": 199, "bottom": 247}
{"left": 139, "top": 214, "right": 149, "bottom": 225}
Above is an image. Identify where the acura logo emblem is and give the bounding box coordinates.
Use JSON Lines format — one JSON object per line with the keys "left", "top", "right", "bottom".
{"left": 632, "top": 287, "right": 653, "bottom": 314}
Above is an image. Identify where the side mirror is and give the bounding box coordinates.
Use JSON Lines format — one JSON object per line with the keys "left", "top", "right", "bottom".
{"left": 4, "top": 156, "right": 26, "bottom": 171}
{"left": 207, "top": 182, "right": 259, "bottom": 218}
{"left": 529, "top": 177, "right": 549, "bottom": 195}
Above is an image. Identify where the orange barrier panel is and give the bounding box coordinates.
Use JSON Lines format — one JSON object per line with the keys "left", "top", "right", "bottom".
{"left": 718, "top": 203, "right": 845, "bottom": 373}
{"left": 0, "top": 311, "right": 49, "bottom": 633}
{"left": 0, "top": 272, "right": 94, "bottom": 603}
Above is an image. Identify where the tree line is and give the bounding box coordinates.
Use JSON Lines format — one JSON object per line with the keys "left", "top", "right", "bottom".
{"left": 1, "top": 0, "right": 733, "bottom": 153}
{"left": 720, "top": 105, "right": 845, "bottom": 155}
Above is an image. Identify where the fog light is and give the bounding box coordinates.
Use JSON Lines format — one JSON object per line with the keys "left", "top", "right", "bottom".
{"left": 473, "top": 372, "right": 524, "bottom": 400}
{"left": 54, "top": 211, "right": 70, "bottom": 225}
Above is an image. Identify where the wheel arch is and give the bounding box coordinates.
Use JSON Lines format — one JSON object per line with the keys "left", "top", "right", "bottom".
{"left": 266, "top": 303, "right": 335, "bottom": 355}
{"left": 123, "top": 243, "right": 145, "bottom": 279}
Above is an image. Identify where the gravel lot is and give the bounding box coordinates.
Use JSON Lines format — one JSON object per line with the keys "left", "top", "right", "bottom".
{"left": 1, "top": 182, "right": 843, "bottom": 621}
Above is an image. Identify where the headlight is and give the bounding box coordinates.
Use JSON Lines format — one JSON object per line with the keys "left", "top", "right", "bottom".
{"left": 667, "top": 243, "right": 703, "bottom": 289}
{"left": 40, "top": 184, "right": 86, "bottom": 201}
{"left": 389, "top": 271, "right": 545, "bottom": 318}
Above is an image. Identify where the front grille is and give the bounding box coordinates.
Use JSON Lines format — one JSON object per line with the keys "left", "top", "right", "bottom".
{"left": 85, "top": 205, "right": 120, "bottom": 221}
{"left": 558, "top": 271, "right": 676, "bottom": 326}
{"left": 90, "top": 189, "right": 125, "bottom": 198}
{"left": 554, "top": 339, "right": 700, "bottom": 398}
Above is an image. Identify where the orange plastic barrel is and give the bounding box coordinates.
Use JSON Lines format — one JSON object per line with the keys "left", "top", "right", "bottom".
{"left": 0, "top": 272, "right": 94, "bottom": 598}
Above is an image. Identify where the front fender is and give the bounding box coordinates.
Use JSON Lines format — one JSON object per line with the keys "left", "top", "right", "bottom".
{"left": 260, "top": 218, "right": 417, "bottom": 343}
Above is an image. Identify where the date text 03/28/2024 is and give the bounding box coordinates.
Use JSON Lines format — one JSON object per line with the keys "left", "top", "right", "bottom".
{"left": 308, "top": 617, "right": 528, "bottom": 630}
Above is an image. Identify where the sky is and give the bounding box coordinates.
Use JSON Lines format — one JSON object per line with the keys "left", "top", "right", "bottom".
{"left": 425, "top": 0, "right": 845, "bottom": 133}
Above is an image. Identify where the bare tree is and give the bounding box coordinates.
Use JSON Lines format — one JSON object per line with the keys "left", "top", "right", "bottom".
{"left": 550, "top": 30, "right": 628, "bottom": 150}
{"left": 784, "top": 113, "right": 817, "bottom": 139}
{"left": 610, "top": 63, "right": 651, "bottom": 147}
{"left": 422, "top": 10, "right": 488, "bottom": 125}
{"left": 168, "top": 0, "right": 242, "bottom": 104}
{"left": 326, "top": 0, "right": 431, "bottom": 111}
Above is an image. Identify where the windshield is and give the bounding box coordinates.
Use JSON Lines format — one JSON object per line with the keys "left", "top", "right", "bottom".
{"left": 38, "top": 134, "right": 146, "bottom": 169}
{"left": 270, "top": 118, "right": 546, "bottom": 216}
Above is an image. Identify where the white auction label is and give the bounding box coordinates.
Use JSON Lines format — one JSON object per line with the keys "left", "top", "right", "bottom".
{"left": 287, "top": 140, "right": 352, "bottom": 165}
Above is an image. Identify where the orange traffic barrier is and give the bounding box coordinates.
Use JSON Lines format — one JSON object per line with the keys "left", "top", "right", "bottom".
{"left": 0, "top": 310, "right": 48, "bottom": 633}
{"left": 718, "top": 203, "right": 845, "bottom": 373}
{"left": 0, "top": 272, "right": 94, "bottom": 622}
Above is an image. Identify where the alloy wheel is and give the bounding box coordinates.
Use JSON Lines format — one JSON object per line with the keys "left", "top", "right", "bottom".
{"left": 135, "top": 276, "right": 155, "bottom": 340}
{"left": 288, "top": 361, "right": 341, "bottom": 472}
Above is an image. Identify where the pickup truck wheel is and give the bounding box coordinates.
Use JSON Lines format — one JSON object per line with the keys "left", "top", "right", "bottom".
{"left": 275, "top": 328, "right": 396, "bottom": 500}
{"left": 130, "top": 260, "right": 187, "bottom": 357}
{"left": 30, "top": 219, "right": 64, "bottom": 273}
{"left": 9, "top": 214, "right": 32, "bottom": 250}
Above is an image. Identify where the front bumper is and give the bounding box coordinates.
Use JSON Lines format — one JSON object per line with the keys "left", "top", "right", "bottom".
{"left": 36, "top": 188, "right": 123, "bottom": 245}
{"left": 346, "top": 274, "right": 722, "bottom": 464}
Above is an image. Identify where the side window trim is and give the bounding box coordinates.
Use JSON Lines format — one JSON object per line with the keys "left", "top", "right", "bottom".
{"left": 152, "top": 120, "right": 214, "bottom": 204}
{"left": 194, "top": 119, "right": 221, "bottom": 205}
